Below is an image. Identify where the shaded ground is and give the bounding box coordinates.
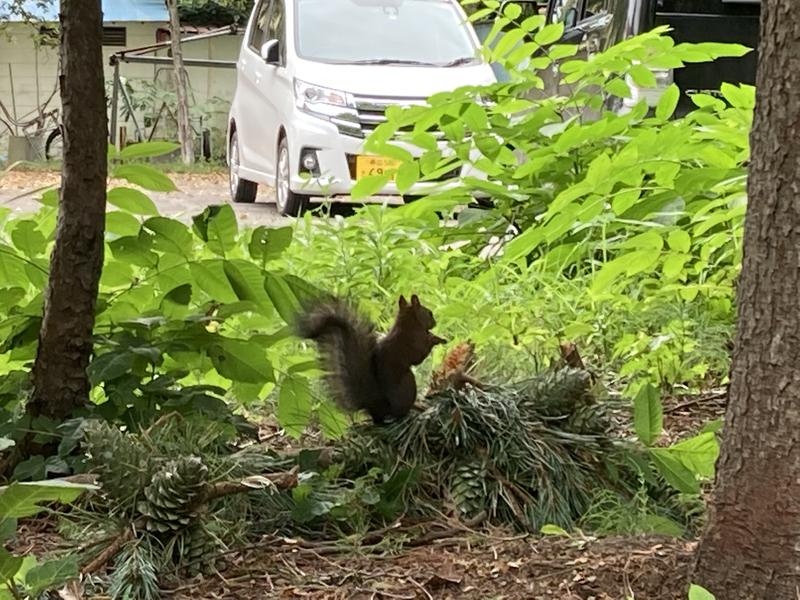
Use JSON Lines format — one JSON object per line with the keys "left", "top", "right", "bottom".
{"left": 167, "top": 535, "right": 694, "bottom": 600}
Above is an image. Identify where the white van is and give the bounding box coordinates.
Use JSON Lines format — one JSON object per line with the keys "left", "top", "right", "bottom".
{"left": 227, "top": 0, "right": 496, "bottom": 215}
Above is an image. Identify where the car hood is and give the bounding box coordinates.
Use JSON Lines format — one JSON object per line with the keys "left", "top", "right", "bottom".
{"left": 293, "top": 60, "right": 496, "bottom": 99}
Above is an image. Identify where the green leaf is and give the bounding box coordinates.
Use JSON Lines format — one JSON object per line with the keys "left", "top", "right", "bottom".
{"left": 24, "top": 554, "right": 79, "bottom": 597}
{"left": 629, "top": 64, "right": 657, "bottom": 88}
{"left": 605, "top": 78, "right": 632, "bottom": 99}
{"left": 633, "top": 384, "right": 662, "bottom": 446}
{"left": 502, "top": 2, "right": 521, "bottom": 19}
{"left": 317, "top": 401, "right": 349, "bottom": 439}
{"left": 395, "top": 162, "right": 420, "bottom": 194}
{"left": 688, "top": 584, "right": 716, "bottom": 600}
{"left": 189, "top": 260, "right": 238, "bottom": 303}
{"left": 107, "top": 187, "right": 158, "bottom": 216}
{"left": 88, "top": 350, "right": 135, "bottom": 385}
{"left": 144, "top": 217, "right": 193, "bottom": 257}
{"left": 649, "top": 449, "right": 699, "bottom": 494}
{"left": 667, "top": 432, "right": 719, "bottom": 479}
{"left": 662, "top": 253, "right": 689, "bottom": 280}
{"left": 209, "top": 338, "right": 274, "bottom": 384}
{"left": 667, "top": 230, "right": 691, "bottom": 253}
{"left": 249, "top": 226, "right": 293, "bottom": 263}
{"left": 655, "top": 84, "right": 680, "bottom": 120}
{"left": 11, "top": 221, "right": 46, "bottom": 257}
{"left": 105, "top": 211, "right": 142, "bottom": 237}
{"left": 0, "top": 518, "right": 16, "bottom": 542}
{"left": 264, "top": 273, "right": 301, "bottom": 325}
{"left": 223, "top": 260, "right": 273, "bottom": 312}
{"left": 540, "top": 524, "right": 570, "bottom": 537}
{"left": 192, "top": 205, "right": 238, "bottom": 257}
{"left": 108, "top": 234, "right": 158, "bottom": 268}
{"left": 277, "top": 375, "right": 312, "bottom": 438}
{"left": 0, "top": 548, "right": 23, "bottom": 582}
{"left": 534, "top": 22, "right": 564, "bottom": 46}
{"left": 164, "top": 283, "right": 192, "bottom": 306}
{"left": 351, "top": 174, "right": 391, "bottom": 200}
{"left": 118, "top": 141, "right": 180, "bottom": 160}
{"left": 0, "top": 481, "right": 95, "bottom": 518}
{"left": 112, "top": 164, "right": 177, "bottom": 192}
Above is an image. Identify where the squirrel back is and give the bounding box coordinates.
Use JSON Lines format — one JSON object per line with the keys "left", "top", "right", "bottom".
{"left": 296, "top": 295, "right": 445, "bottom": 423}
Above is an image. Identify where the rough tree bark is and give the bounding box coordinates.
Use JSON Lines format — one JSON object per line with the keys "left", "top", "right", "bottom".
{"left": 27, "top": 0, "right": 107, "bottom": 421}
{"left": 692, "top": 1, "right": 800, "bottom": 597}
{"left": 165, "top": 0, "right": 195, "bottom": 165}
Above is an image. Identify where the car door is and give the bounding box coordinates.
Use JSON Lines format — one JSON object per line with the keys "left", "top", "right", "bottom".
{"left": 257, "top": 0, "right": 292, "bottom": 183}
{"left": 236, "top": 0, "right": 273, "bottom": 178}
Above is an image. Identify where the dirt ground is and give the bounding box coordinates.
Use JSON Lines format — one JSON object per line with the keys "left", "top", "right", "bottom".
{"left": 0, "top": 169, "right": 290, "bottom": 227}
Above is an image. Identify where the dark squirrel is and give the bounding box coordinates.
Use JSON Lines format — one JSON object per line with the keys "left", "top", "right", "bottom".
{"left": 297, "top": 294, "right": 446, "bottom": 423}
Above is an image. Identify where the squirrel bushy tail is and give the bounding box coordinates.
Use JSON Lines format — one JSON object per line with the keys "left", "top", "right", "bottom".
{"left": 296, "top": 301, "right": 385, "bottom": 415}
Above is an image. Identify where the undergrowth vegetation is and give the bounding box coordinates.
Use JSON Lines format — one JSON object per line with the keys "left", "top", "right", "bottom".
{"left": 0, "top": 3, "right": 750, "bottom": 597}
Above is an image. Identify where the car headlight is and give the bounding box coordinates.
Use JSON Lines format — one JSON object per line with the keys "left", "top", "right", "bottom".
{"left": 294, "top": 79, "right": 356, "bottom": 119}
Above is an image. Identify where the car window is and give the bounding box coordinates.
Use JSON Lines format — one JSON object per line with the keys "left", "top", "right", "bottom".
{"left": 583, "top": 0, "right": 607, "bottom": 18}
{"left": 268, "top": 0, "right": 286, "bottom": 62}
{"left": 549, "top": 0, "right": 580, "bottom": 28}
{"left": 248, "top": 0, "right": 271, "bottom": 51}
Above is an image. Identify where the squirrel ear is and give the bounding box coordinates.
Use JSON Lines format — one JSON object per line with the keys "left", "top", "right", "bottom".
{"left": 411, "top": 294, "right": 420, "bottom": 307}
{"left": 398, "top": 295, "right": 408, "bottom": 308}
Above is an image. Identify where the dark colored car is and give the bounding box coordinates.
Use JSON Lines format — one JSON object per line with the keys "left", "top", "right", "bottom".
{"left": 477, "top": 0, "right": 761, "bottom": 114}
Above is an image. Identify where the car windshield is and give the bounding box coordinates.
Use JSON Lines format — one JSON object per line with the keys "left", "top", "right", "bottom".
{"left": 294, "top": 0, "right": 478, "bottom": 66}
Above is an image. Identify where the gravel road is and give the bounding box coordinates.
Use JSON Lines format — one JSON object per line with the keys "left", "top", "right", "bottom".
{"left": 0, "top": 170, "right": 292, "bottom": 227}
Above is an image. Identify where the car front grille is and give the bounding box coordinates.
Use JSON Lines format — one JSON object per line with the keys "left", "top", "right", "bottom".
{"left": 333, "top": 95, "right": 434, "bottom": 139}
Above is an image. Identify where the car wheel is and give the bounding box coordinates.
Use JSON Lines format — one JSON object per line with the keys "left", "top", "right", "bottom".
{"left": 275, "top": 137, "right": 309, "bottom": 217}
{"left": 229, "top": 131, "right": 257, "bottom": 204}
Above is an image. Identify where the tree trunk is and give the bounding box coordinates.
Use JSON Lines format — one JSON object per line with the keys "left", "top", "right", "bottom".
{"left": 27, "top": 0, "right": 107, "bottom": 421}
{"left": 692, "top": 1, "right": 800, "bottom": 597}
{"left": 165, "top": 0, "right": 195, "bottom": 165}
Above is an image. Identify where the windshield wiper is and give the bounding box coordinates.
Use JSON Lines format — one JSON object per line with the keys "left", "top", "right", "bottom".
{"left": 346, "top": 58, "right": 439, "bottom": 66}
{"left": 438, "top": 57, "right": 477, "bottom": 67}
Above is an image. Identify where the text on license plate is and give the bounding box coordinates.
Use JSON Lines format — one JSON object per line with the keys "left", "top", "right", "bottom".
{"left": 355, "top": 155, "right": 401, "bottom": 180}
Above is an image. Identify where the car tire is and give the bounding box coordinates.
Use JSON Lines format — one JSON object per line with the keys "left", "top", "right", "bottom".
{"left": 275, "top": 137, "right": 310, "bottom": 217}
{"left": 229, "top": 130, "right": 258, "bottom": 204}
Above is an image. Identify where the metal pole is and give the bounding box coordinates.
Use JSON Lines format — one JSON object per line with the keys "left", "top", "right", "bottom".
{"left": 110, "top": 59, "right": 120, "bottom": 146}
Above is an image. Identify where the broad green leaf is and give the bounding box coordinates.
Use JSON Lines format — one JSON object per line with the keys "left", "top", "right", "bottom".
{"left": 190, "top": 260, "right": 238, "bottom": 303}
{"left": 88, "top": 350, "right": 135, "bottom": 385}
{"left": 633, "top": 384, "right": 662, "bottom": 446}
{"left": 0, "top": 481, "right": 95, "bottom": 518}
{"left": 144, "top": 217, "right": 193, "bottom": 257}
{"left": 0, "top": 548, "right": 22, "bottom": 582}
{"left": 105, "top": 211, "right": 142, "bottom": 237}
{"left": 351, "top": 174, "right": 390, "bottom": 200}
{"left": 0, "top": 518, "right": 15, "bottom": 542}
{"left": 667, "top": 432, "right": 719, "bottom": 479}
{"left": 629, "top": 64, "right": 657, "bottom": 88}
{"left": 24, "top": 554, "right": 79, "bottom": 597}
{"left": 192, "top": 204, "right": 238, "bottom": 257}
{"left": 662, "top": 253, "right": 689, "bottom": 280}
{"left": 667, "top": 230, "right": 691, "bottom": 253}
{"left": 502, "top": 2, "right": 521, "bottom": 19}
{"left": 107, "top": 187, "right": 158, "bottom": 216}
{"left": 264, "top": 273, "right": 301, "bottom": 325}
{"left": 317, "top": 401, "right": 349, "bottom": 439}
{"left": 493, "top": 28, "right": 526, "bottom": 60}
{"left": 688, "top": 584, "right": 716, "bottom": 600}
{"left": 277, "top": 375, "right": 313, "bottom": 438}
{"left": 655, "top": 84, "right": 680, "bottom": 120}
{"left": 720, "top": 83, "right": 755, "bottom": 110}
{"left": 650, "top": 449, "right": 699, "bottom": 494}
{"left": 249, "top": 226, "right": 293, "bottom": 263}
{"left": 113, "top": 164, "right": 177, "bottom": 192}
{"left": 209, "top": 338, "right": 274, "bottom": 384}
{"left": 11, "top": 221, "right": 46, "bottom": 257}
{"left": 118, "top": 141, "right": 180, "bottom": 160}
{"left": 108, "top": 234, "right": 158, "bottom": 268}
{"left": 534, "top": 22, "right": 564, "bottom": 46}
{"left": 605, "top": 78, "right": 632, "bottom": 99}
{"left": 395, "top": 161, "right": 420, "bottom": 194}
{"left": 223, "top": 260, "right": 273, "bottom": 312}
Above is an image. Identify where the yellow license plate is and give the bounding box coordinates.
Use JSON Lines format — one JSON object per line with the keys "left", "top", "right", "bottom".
{"left": 355, "top": 155, "right": 401, "bottom": 179}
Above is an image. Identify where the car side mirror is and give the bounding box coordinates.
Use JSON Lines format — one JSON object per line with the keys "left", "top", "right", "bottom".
{"left": 260, "top": 39, "right": 280, "bottom": 64}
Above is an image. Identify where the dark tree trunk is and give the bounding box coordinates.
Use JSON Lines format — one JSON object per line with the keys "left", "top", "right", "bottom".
{"left": 692, "top": 1, "right": 800, "bottom": 597}
{"left": 165, "top": 0, "right": 195, "bottom": 165}
{"left": 27, "top": 0, "right": 107, "bottom": 420}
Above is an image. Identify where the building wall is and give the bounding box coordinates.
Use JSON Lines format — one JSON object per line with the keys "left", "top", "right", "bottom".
{"left": 0, "top": 21, "right": 243, "bottom": 161}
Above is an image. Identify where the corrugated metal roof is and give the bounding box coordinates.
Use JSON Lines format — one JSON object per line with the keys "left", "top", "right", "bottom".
{"left": 3, "top": 0, "right": 169, "bottom": 22}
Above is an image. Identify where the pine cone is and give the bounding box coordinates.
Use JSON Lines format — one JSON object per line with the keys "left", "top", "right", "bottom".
{"left": 138, "top": 456, "right": 209, "bottom": 533}
{"left": 83, "top": 421, "right": 152, "bottom": 506}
